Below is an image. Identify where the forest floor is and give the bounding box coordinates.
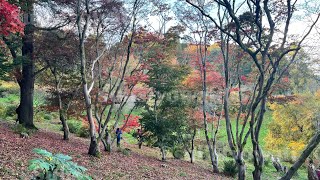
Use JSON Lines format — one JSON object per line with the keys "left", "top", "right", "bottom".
{"left": 0, "top": 121, "right": 231, "bottom": 180}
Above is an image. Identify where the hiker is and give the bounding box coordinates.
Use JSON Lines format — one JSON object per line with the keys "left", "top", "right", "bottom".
{"left": 116, "top": 128, "right": 122, "bottom": 147}
{"left": 137, "top": 129, "right": 143, "bottom": 149}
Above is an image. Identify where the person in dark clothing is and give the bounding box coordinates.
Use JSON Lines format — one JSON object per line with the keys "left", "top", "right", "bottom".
{"left": 116, "top": 128, "right": 122, "bottom": 147}
{"left": 137, "top": 129, "right": 143, "bottom": 149}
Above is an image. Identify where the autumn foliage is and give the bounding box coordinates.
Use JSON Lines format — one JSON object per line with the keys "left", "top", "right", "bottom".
{"left": 0, "top": 0, "right": 24, "bottom": 37}
{"left": 121, "top": 114, "right": 140, "bottom": 132}
{"left": 265, "top": 92, "right": 320, "bottom": 158}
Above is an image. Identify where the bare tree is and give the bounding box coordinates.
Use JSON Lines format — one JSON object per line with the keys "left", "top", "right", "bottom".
{"left": 175, "top": 3, "right": 222, "bottom": 172}
{"left": 186, "top": 0, "right": 320, "bottom": 179}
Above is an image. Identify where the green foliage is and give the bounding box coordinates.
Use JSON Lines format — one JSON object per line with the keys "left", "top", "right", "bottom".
{"left": 28, "top": 148, "right": 91, "bottom": 180}
{"left": 0, "top": 105, "right": 6, "bottom": 119}
{"left": 43, "top": 114, "right": 53, "bottom": 121}
{"left": 12, "top": 124, "right": 35, "bottom": 135}
{"left": 67, "top": 119, "right": 82, "bottom": 134}
{"left": 5, "top": 104, "right": 16, "bottom": 117}
{"left": 264, "top": 158, "right": 271, "bottom": 167}
{"left": 78, "top": 126, "right": 90, "bottom": 138}
{"left": 172, "top": 146, "right": 185, "bottom": 159}
{"left": 140, "top": 94, "right": 189, "bottom": 151}
{"left": 223, "top": 160, "right": 238, "bottom": 177}
{"left": 117, "top": 148, "right": 131, "bottom": 156}
{"left": 147, "top": 64, "right": 189, "bottom": 94}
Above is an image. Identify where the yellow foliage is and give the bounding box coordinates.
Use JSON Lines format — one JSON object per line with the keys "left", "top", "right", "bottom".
{"left": 207, "top": 43, "right": 220, "bottom": 51}
{"left": 0, "top": 80, "right": 18, "bottom": 89}
{"left": 265, "top": 93, "right": 320, "bottom": 158}
{"left": 288, "top": 141, "right": 305, "bottom": 157}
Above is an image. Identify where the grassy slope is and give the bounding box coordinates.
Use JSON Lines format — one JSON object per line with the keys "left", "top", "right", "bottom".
{"left": 195, "top": 110, "right": 307, "bottom": 180}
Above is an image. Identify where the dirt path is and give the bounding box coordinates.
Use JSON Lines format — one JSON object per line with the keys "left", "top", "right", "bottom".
{"left": 0, "top": 122, "right": 231, "bottom": 180}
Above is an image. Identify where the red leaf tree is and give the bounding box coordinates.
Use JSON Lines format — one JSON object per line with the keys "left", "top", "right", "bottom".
{"left": 0, "top": 0, "right": 24, "bottom": 37}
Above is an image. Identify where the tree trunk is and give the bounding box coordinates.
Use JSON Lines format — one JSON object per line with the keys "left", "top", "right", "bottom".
{"left": 103, "top": 131, "right": 111, "bottom": 152}
{"left": 281, "top": 131, "right": 320, "bottom": 180}
{"left": 307, "top": 162, "right": 318, "bottom": 180}
{"left": 59, "top": 113, "right": 69, "bottom": 140}
{"left": 56, "top": 78, "right": 69, "bottom": 140}
{"left": 76, "top": 0, "right": 99, "bottom": 157}
{"left": 190, "top": 128, "right": 196, "bottom": 163}
{"left": 237, "top": 151, "right": 246, "bottom": 180}
{"left": 18, "top": 4, "right": 35, "bottom": 129}
{"left": 252, "top": 99, "right": 266, "bottom": 180}
{"left": 238, "top": 162, "right": 246, "bottom": 180}
{"left": 161, "top": 147, "right": 166, "bottom": 161}
{"left": 88, "top": 136, "right": 99, "bottom": 156}
{"left": 212, "top": 136, "right": 218, "bottom": 168}
{"left": 252, "top": 142, "right": 263, "bottom": 180}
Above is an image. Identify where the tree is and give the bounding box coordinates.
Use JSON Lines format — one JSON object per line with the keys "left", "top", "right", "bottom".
{"left": 176, "top": 5, "right": 225, "bottom": 172}
{"left": 75, "top": 0, "right": 146, "bottom": 156}
{"left": 35, "top": 30, "right": 81, "bottom": 140}
{"left": 0, "top": 0, "right": 24, "bottom": 37}
{"left": 3, "top": 0, "right": 73, "bottom": 128}
{"left": 140, "top": 93, "right": 188, "bottom": 161}
{"left": 266, "top": 92, "right": 320, "bottom": 159}
{"left": 186, "top": 0, "right": 320, "bottom": 179}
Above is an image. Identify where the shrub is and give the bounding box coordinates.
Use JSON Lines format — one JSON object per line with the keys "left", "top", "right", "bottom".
{"left": 28, "top": 148, "right": 91, "bottom": 179}
{"left": 67, "top": 119, "right": 82, "bottom": 134}
{"left": 202, "top": 149, "right": 209, "bottom": 160}
{"left": 5, "top": 105, "right": 16, "bottom": 117}
{"left": 117, "top": 148, "right": 131, "bottom": 156}
{"left": 172, "top": 147, "right": 185, "bottom": 159}
{"left": 0, "top": 105, "right": 6, "bottom": 119}
{"left": 222, "top": 147, "right": 233, "bottom": 158}
{"left": 13, "top": 124, "right": 29, "bottom": 134}
{"left": 43, "top": 114, "right": 52, "bottom": 121}
{"left": 223, "top": 160, "right": 238, "bottom": 177}
{"left": 216, "top": 140, "right": 227, "bottom": 154}
{"left": 264, "top": 158, "right": 271, "bottom": 167}
{"left": 78, "top": 126, "right": 90, "bottom": 138}
{"left": 281, "top": 150, "right": 295, "bottom": 163}
{"left": 243, "top": 151, "right": 252, "bottom": 160}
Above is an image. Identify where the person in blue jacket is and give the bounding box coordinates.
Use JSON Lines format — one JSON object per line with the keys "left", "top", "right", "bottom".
{"left": 116, "top": 128, "right": 122, "bottom": 147}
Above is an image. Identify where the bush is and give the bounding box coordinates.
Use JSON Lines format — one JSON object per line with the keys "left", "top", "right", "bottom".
{"left": 13, "top": 124, "right": 29, "bottom": 134}
{"left": 202, "top": 149, "right": 209, "bottom": 160}
{"left": 223, "top": 160, "right": 238, "bottom": 177}
{"left": 28, "top": 148, "right": 91, "bottom": 179}
{"left": 0, "top": 105, "right": 6, "bottom": 119}
{"left": 172, "top": 147, "right": 185, "bottom": 159}
{"left": 12, "top": 124, "right": 36, "bottom": 136}
{"left": 222, "top": 147, "right": 233, "bottom": 158}
{"left": 264, "top": 158, "right": 271, "bottom": 167}
{"left": 117, "top": 148, "right": 131, "bottom": 156}
{"left": 43, "top": 114, "right": 53, "bottom": 121}
{"left": 78, "top": 126, "right": 90, "bottom": 138}
{"left": 216, "top": 141, "right": 226, "bottom": 154}
{"left": 243, "top": 151, "right": 252, "bottom": 160}
{"left": 281, "top": 150, "right": 295, "bottom": 163}
{"left": 67, "top": 119, "right": 82, "bottom": 134}
{"left": 5, "top": 105, "right": 16, "bottom": 117}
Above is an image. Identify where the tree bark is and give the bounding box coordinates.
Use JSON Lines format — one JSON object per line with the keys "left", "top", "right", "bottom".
{"left": 59, "top": 109, "right": 69, "bottom": 140}
{"left": 190, "top": 128, "right": 196, "bottom": 163}
{"left": 18, "top": 3, "right": 36, "bottom": 129}
{"left": 76, "top": 0, "right": 100, "bottom": 156}
{"left": 161, "top": 146, "right": 166, "bottom": 161}
{"left": 238, "top": 159, "right": 246, "bottom": 180}
{"left": 88, "top": 136, "right": 99, "bottom": 156}
{"left": 55, "top": 77, "right": 69, "bottom": 140}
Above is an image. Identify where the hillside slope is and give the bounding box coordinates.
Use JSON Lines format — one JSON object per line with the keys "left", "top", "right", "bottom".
{"left": 0, "top": 122, "right": 230, "bottom": 180}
